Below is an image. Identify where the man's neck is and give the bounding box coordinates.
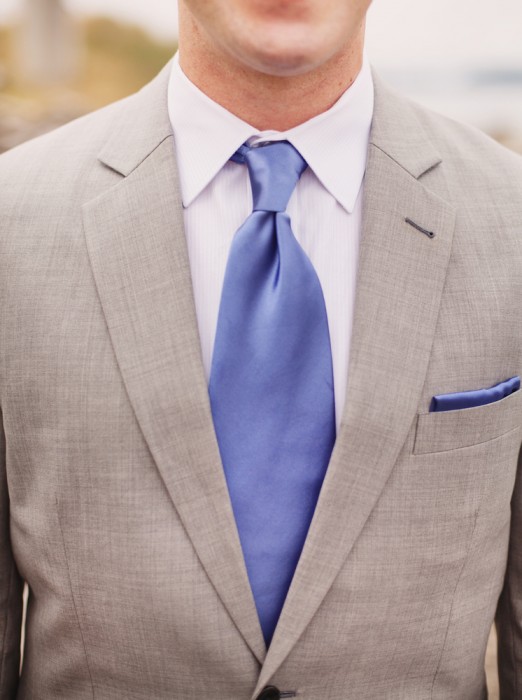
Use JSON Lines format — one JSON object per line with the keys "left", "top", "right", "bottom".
{"left": 178, "top": 19, "right": 364, "bottom": 132}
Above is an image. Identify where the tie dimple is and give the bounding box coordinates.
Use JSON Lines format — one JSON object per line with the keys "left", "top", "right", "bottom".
{"left": 236, "top": 141, "right": 308, "bottom": 212}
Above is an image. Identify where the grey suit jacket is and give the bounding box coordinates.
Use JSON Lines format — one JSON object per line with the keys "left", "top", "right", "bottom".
{"left": 1, "top": 61, "right": 522, "bottom": 700}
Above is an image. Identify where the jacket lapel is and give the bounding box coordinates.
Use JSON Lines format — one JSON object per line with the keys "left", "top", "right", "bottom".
{"left": 82, "top": 64, "right": 266, "bottom": 664}
{"left": 82, "top": 62, "right": 457, "bottom": 687}
{"left": 252, "top": 77, "right": 457, "bottom": 695}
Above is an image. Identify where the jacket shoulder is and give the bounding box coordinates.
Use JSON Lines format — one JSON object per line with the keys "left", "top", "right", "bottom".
{"left": 0, "top": 93, "right": 133, "bottom": 189}
{"left": 372, "top": 74, "right": 522, "bottom": 195}
{"left": 413, "top": 100, "right": 522, "bottom": 180}
{"left": 0, "top": 59, "right": 173, "bottom": 218}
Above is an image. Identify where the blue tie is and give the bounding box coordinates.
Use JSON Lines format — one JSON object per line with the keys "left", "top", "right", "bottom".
{"left": 209, "top": 141, "right": 336, "bottom": 646}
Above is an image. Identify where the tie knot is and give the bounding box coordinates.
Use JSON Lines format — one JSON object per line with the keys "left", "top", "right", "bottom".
{"left": 231, "top": 141, "right": 307, "bottom": 213}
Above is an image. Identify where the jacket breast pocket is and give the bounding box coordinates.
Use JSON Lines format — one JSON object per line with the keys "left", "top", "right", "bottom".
{"left": 413, "top": 387, "right": 522, "bottom": 455}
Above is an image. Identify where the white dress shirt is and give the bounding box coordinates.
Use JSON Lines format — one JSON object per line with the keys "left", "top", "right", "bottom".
{"left": 168, "top": 54, "right": 374, "bottom": 431}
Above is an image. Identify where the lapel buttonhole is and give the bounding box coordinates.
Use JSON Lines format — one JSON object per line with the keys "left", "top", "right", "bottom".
{"left": 405, "top": 217, "right": 436, "bottom": 239}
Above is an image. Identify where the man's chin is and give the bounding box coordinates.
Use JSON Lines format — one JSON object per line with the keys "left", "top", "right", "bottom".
{"left": 231, "top": 43, "right": 330, "bottom": 79}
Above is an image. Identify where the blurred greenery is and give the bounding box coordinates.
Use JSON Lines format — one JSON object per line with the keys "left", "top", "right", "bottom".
{"left": 80, "top": 17, "right": 176, "bottom": 106}
{"left": 0, "top": 17, "right": 176, "bottom": 151}
{"left": 0, "top": 26, "right": 11, "bottom": 65}
{"left": 0, "top": 17, "right": 176, "bottom": 106}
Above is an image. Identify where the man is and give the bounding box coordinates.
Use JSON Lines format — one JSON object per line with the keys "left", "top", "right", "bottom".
{"left": 1, "top": 0, "right": 522, "bottom": 698}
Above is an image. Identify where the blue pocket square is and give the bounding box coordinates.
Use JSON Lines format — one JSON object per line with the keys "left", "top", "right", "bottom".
{"left": 430, "top": 376, "right": 520, "bottom": 413}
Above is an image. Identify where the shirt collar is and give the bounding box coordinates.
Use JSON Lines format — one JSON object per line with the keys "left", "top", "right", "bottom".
{"left": 168, "top": 52, "right": 374, "bottom": 213}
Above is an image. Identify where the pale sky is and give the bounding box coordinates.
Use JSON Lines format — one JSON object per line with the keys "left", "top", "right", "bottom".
{"left": 0, "top": 0, "right": 521, "bottom": 70}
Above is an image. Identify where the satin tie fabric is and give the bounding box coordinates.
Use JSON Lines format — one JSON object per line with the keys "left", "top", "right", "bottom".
{"left": 209, "top": 140, "right": 336, "bottom": 646}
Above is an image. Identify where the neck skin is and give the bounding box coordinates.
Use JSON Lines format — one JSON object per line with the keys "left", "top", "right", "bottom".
{"left": 177, "top": 8, "right": 365, "bottom": 132}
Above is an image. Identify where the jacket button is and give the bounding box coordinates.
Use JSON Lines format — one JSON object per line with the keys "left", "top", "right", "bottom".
{"left": 256, "top": 687, "right": 281, "bottom": 700}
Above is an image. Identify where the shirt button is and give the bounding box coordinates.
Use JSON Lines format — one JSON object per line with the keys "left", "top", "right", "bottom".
{"left": 256, "top": 687, "right": 281, "bottom": 700}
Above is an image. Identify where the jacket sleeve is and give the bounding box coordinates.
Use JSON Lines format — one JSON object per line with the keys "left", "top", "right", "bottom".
{"left": 0, "top": 408, "right": 23, "bottom": 699}
{"left": 496, "top": 446, "right": 522, "bottom": 699}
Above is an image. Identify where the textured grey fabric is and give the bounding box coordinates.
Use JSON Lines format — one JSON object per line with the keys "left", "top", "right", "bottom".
{"left": 1, "top": 61, "right": 522, "bottom": 699}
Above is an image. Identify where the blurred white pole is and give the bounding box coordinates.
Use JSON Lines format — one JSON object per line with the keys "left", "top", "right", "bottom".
{"left": 20, "top": 0, "right": 79, "bottom": 84}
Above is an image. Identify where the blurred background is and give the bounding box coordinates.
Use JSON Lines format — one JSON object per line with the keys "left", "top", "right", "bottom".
{"left": 1, "top": 1, "right": 520, "bottom": 696}
{"left": 0, "top": 0, "right": 521, "bottom": 154}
